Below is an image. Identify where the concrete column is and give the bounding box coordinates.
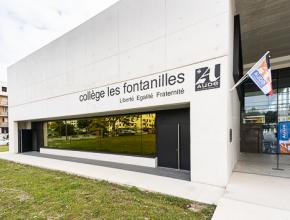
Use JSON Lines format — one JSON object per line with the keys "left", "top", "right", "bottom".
{"left": 189, "top": 57, "right": 231, "bottom": 187}
{"left": 43, "top": 122, "right": 48, "bottom": 147}
{"left": 8, "top": 120, "right": 18, "bottom": 153}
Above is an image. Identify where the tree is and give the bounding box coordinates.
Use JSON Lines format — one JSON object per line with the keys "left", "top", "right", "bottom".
{"left": 62, "top": 123, "right": 76, "bottom": 136}
{"left": 103, "top": 115, "right": 140, "bottom": 136}
{"left": 246, "top": 107, "right": 262, "bottom": 116}
{"left": 87, "top": 118, "right": 108, "bottom": 134}
{"left": 48, "top": 121, "right": 76, "bottom": 138}
{"left": 77, "top": 119, "right": 92, "bottom": 133}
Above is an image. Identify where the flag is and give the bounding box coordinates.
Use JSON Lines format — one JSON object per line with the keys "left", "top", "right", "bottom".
{"left": 248, "top": 52, "right": 273, "bottom": 96}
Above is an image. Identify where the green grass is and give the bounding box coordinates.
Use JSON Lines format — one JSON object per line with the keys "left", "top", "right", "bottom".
{"left": 0, "top": 145, "right": 8, "bottom": 152}
{"left": 47, "top": 134, "right": 156, "bottom": 156}
{"left": 0, "top": 159, "right": 215, "bottom": 219}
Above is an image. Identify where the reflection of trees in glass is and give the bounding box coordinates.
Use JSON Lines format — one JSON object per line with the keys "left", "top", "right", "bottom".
{"left": 46, "top": 113, "right": 157, "bottom": 156}
{"left": 246, "top": 107, "right": 262, "bottom": 116}
{"left": 245, "top": 105, "right": 277, "bottom": 123}
{"left": 48, "top": 121, "right": 76, "bottom": 137}
{"left": 77, "top": 119, "right": 92, "bottom": 134}
{"left": 141, "top": 114, "right": 155, "bottom": 133}
{"left": 87, "top": 118, "right": 107, "bottom": 136}
{"left": 106, "top": 115, "right": 140, "bottom": 136}
{"left": 75, "top": 115, "right": 142, "bottom": 136}
{"left": 244, "top": 108, "right": 277, "bottom": 125}
{"left": 48, "top": 122, "right": 59, "bottom": 137}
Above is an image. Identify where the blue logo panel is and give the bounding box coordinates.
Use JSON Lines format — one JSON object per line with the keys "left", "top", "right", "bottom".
{"left": 250, "top": 70, "right": 267, "bottom": 88}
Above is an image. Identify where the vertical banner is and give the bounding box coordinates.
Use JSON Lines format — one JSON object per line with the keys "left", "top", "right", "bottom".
{"left": 278, "top": 121, "right": 290, "bottom": 154}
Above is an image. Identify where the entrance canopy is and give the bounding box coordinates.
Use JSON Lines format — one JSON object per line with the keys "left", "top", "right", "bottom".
{"left": 236, "top": 0, "right": 290, "bottom": 64}
{"left": 236, "top": 0, "right": 290, "bottom": 178}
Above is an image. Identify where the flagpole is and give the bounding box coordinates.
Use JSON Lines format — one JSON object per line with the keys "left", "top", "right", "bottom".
{"left": 230, "top": 51, "right": 270, "bottom": 91}
{"left": 230, "top": 74, "right": 250, "bottom": 91}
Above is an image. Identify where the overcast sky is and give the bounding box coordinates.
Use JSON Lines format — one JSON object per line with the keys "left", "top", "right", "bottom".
{"left": 0, "top": 0, "right": 119, "bottom": 82}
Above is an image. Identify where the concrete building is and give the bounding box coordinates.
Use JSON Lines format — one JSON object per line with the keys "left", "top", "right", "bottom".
{"left": 0, "top": 81, "right": 8, "bottom": 140}
{"left": 6, "top": 0, "right": 290, "bottom": 194}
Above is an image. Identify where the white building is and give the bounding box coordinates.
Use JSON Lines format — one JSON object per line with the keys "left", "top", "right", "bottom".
{"left": 7, "top": 0, "right": 290, "bottom": 190}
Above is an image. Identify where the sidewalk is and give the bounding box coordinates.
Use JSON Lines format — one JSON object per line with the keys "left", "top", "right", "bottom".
{"left": 213, "top": 172, "right": 290, "bottom": 220}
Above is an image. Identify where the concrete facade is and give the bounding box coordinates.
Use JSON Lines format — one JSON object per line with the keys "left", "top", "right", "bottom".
{"left": 0, "top": 81, "right": 8, "bottom": 139}
{"left": 8, "top": 0, "right": 238, "bottom": 188}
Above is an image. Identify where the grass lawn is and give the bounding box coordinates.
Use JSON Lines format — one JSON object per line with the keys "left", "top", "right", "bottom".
{"left": 48, "top": 134, "right": 156, "bottom": 156}
{"left": 0, "top": 160, "right": 215, "bottom": 219}
{"left": 0, "top": 145, "right": 8, "bottom": 152}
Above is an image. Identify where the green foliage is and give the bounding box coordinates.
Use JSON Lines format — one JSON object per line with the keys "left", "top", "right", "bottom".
{"left": 0, "top": 145, "right": 8, "bottom": 152}
{"left": 77, "top": 119, "right": 92, "bottom": 131}
{"left": 0, "top": 160, "right": 215, "bottom": 219}
{"left": 48, "top": 121, "right": 76, "bottom": 136}
{"left": 47, "top": 134, "right": 156, "bottom": 156}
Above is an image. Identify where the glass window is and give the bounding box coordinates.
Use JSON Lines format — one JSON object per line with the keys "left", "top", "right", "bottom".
{"left": 44, "top": 113, "right": 156, "bottom": 157}
{"left": 277, "top": 72, "right": 290, "bottom": 123}
{"left": 242, "top": 69, "right": 290, "bottom": 154}
{"left": 2, "top": 87, "right": 7, "bottom": 92}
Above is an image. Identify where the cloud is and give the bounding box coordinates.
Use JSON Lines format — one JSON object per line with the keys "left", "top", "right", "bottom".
{"left": 0, "top": 0, "right": 119, "bottom": 81}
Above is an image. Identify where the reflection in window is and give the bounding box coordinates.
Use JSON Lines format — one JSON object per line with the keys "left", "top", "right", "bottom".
{"left": 242, "top": 89, "right": 278, "bottom": 153}
{"left": 242, "top": 69, "right": 290, "bottom": 154}
{"left": 44, "top": 113, "right": 156, "bottom": 157}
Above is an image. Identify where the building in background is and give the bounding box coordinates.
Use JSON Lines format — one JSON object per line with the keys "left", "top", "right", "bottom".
{"left": 0, "top": 82, "right": 8, "bottom": 140}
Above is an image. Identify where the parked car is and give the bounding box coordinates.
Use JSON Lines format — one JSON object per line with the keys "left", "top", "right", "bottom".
{"left": 117, "top": 129, "right": 136, "bottom": 136}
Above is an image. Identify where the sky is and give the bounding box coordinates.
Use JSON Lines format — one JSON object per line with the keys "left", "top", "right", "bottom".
{"left": 0, "top": 0, "right": 119, "bottom": 82}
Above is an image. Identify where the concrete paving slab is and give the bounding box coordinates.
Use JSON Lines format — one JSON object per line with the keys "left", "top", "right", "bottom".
{"left": 225, "top": 172, "right": 290, "bottom": 211}
{"left": 212, "top": 198, "right": 290, "bottom": 220}
{"left": 213, "top": 172, "right": 290, "bottom": 220}
{"left": 235, "top": 153, "right": 290, "bottom": 178}
{"left": 25, "top": 151, "right": 190, "bottom": 181}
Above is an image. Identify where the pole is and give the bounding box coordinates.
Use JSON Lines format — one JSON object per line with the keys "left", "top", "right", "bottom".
{"left": 273, "top": 140, "right": 283, "bottom": 170}
{"left": 141, "top": 116, "right": 143, "bottom": 155}
{"left": 273, "top": 72, "right": 284, "bottom": 170}
{"left": 65, "top": 121, "right": 68, "bottom": 141}
{"left": 230, "top": 74, "right": 250, "bottom": 91}
{"left": 177, "top": 123, "right": 180, "bottom": 170}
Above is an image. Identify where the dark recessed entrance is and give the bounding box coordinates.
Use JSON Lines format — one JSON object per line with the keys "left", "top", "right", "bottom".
{"left": 156, "top": 108, "right": 190, "bottom": 170}
{"left": 18, "top": 129, "right": 33, "bottom": 153}
{"left": 18, "top": 122, "right": 43, "bottom": 153}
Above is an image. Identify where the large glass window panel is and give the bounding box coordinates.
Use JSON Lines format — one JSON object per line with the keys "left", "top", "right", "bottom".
{"left": 242, "top": 77, "right": 278, "bottom": 154}
{"left": 44, "top": 113, "right": 156, "bottom": 157}
{"left": 278, "top": 72, "right": 290, "bottom": 123}
{"left": 141, "top": 113, "right": 156, "bottom": 155}
{"left": 102, "top": 114, "right": 142, "bottom": 155}
{"left": 242, "top": 69, "right": 290, "bottom": 154}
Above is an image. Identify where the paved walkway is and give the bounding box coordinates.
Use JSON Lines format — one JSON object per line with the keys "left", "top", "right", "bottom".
{"left": 213, "top": 172, "right": 290, "bottom": 220}
{"left": 234, "top": 153, "right": 290, "bottom": 178}
{"left": 26, "top": 151, "right": 191, "bottom": 181}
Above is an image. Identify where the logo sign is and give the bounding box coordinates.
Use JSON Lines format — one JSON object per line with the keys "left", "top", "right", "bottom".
{"left": 195, "top": 64, "right": 221, "bottom": 91}
{"left": 278, "top": 121, "right": 290, "bottom": 154}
